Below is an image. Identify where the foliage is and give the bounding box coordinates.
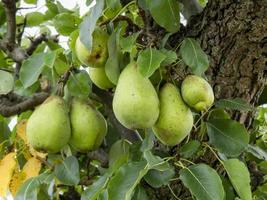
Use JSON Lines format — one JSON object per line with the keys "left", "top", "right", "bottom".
{"left": 0, "top": 0, "right": 266, "bottom": 200}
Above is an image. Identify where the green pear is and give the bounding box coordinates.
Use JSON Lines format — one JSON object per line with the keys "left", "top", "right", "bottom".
{"left": 113, "top": 62, "right": 159, "bottom": 129}
{"left": 88, "top": 67, "right": 114, "bottom": 90}
{"left": 181, "top": 75, "right": 214, "bottom": 111}
{"left": 69, "top": 98, "right": 107, "bottom": 152}
{"left": 26, "top": 96, "right": 71, "bottom": 153}
{"left": 75, "top": 28, "right": 109, "bottom": 68}
{"left": 152, "top": 83, "right": 193, "bottom": 146}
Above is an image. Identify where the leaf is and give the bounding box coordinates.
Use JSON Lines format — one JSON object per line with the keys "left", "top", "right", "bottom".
{"left": 0, "top": 3, "right": 6, "bottom": 25}
{"left": 159, "top": 49, "right": 178, "bottom": 66}
{"left": 14, "top": 177, "right": 40, "bottom": 200}
{"left": 0, "top": 153, "right": 17, "bottom": 197}
{"left": 246, "top": 144, "right": 267, "bottom": 161}
{"left": 105, "top": 29, "right": 120, "bottom": 85}
{"left": 140, "top": 129, "right": 155, "bottom": 152}
{"left": 120, "top": 33, "right": 139, "bottom": 54}
{"left": 132, "top": 185, "right": 149, "bottom": 200}
{"left": 79, "top": 0, "right": 104, "bottom": 51}
{"left": 108, "top": 161, "right": 148, "bottom": 200}
{"left": 137, "top": 47, "right": 166, "bottom": 78}
{"left": 180, "top": 140, "right": 201, "bottom": 158}
{"left": 147, "top": 0, "right": 180, "bottom": 33}
{"left": 143, "top": 151, "right": 170, "bottom": 171}
{"left": 24, "top": 0, "right": 37, "bottom": 4}
{"left": 221, "top": 177, "right": 236, "bottom": 200}
{"left": 81, "top": 175, "right": 109, "bottom": 200}
{"left": 223, "top": 159, "right": 252, "bottom": 200}
{"left": 54, "top": 156, "right": 80, "bottom": 186}
{"left": 19, "top": 53, "right": 46, "bottom": 88}
{"left": 215, "top": 98, "right": 254, "bottom": 111}
{"left": 144, "top": 168, "right": 175, "bottom": 188}
{"left": 106, "top": 0, "right": 121, "bottom": 10}
{"left": 180, "top": 164, "right": 225, "bottom": 200}
{"left": 0, "top": 70, "right": 14, "bottom": 94}
{"left": 67, "top": 70, "right": 91, "bottom": 99}
{"left": 54, "top": 13, "right": 81, "bottom": 36}
{"left": 180, "top": 38, "right": 209, "bottom": 75}
{"left": 207, "top": 119, "right": 250, "bottom": 157}
{"left": 26, "top": 12, "right": 45, "bottom": 27}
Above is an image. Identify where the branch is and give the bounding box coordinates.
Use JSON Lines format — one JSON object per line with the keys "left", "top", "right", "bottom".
{"left": 92, "top": 86, "right": 140, "bottom": 143}
{"left": 0, "top": 92, "right": 49, "bottom": 117}
{"left": 2, "top": 0, "right": 16, "bottom": 45}
{"left": 26, "top": 34, "right": 59, "bottom": 56}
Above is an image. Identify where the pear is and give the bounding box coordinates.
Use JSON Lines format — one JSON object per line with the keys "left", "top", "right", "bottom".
{"left": 88, "top": 67, "right": 114, "bottom": 90}
{"left": 181, "top": 75, "right": 214, "bottom": 111}
{"left": 69, "top": 98, "right": 107, "bottom": 152}
{"left": 152, "top": 83, "right": 193, "bottom": 146}
{"left": 75, "top": 28, "right": 109, "bottom": 68}
{"left": 113, "top": 62, "right": 159, "bottom": 129}
{"left": 26, "top": 96, "right": 71, "bottom": 153}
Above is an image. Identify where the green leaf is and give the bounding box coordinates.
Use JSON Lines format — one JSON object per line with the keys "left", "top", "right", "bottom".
{"left": 143, "top": 151, "right": 170, "bottom": 171}
{"left": 208, "top": 108, "right": 230, "bottom": 120}
{"left": 15, "top": 178, "right": 40, "bottom": 200}
{"left": 223, "top": 159, "right": 252, "bottom": 200}
{"left": 105, "top": 29, "right": 120, "bottom": 84}
{"left": 215, "top": 98, "right": 254, "bottom": 111}
{"left": 0, "top": 3, "right": 6, "bottom": 25}
{"left": 180, "top": 164, "right": 225, "bottom": 200}
{"left": 160, "top": 49, "right": 178, "bottom": 66}
{"left": 132, "top": 185, "right": 149, "bottom": 200}
{"left": 180, "top": 38, "right": 209, "bottom": 75}
{"left": 137, "top": 47, "right": 166, "bottom": 78}
{"left": 253, "top": 183, "right": 267, "bottom": 199}
{"left": 0, "top": 70, "right": 14, "bottom": 94}
{"left": 207, "top": 119, "right": 249, "bottom": 157}
{"left": 246, "top": 144, "right": 267, "bottom": 161}
{"left": 67, "top": 70, "right": 91, "bottom": 99}
{"left": 26, "top": 12, "right": 45, "bottom": 27}
{"left": 147, "top": 0, "right": 180, "bottom": 33}
{"left": 79, "top": 0, "right": 104, "bottom": 51}
{"left": 144, "top": 168, "right": 175, "bottom": 188}
{"left": 54, "top": 156, "right": 80, "bottom": 186}
{"left": 120, "top": 33, "right": 139, "bottom": 54}
{"left": 180, "top": 140, "right": 201, "bottom": 158}
{"left": 106, "top": 0, "right": 121, "bottom": 10}
{"left": 108, "top": 161, "right": 148, "bottom": 200}
{"left": 140, "top": 129, "right": 155, "bottom": 152}
{"left": 109, "top": 139, "right": 130, "bottom": 167}
{"left": 54, "top": 13, "right": 81, "bottom": 36}
{"left": 221, "top": 177, "right": 236, "bottom": 200}
{"left": 81, "top": 175, "right": 109, "bottom": 200}
{"left": 24, "top": 0, "right": 37, "bottom": 4}
{"left": 19, "top": 53, "right": 46, "bottom": 88}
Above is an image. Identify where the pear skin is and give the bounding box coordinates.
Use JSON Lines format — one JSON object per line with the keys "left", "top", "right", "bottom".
{"left": 69, "top": 98, "right": 107, "bottom": 152}
{"left": 26, "top": 96, "right": 71, "bottom": 153}
{"left": 88, "top": 67, "right": 114, "bottom": 90}
{"left": 113, "top": 62, "right": 159, "bottom": 129}
{"left": 75, "top": 28, "right": 109, "bottom": 68}
{"left": 181, "top": 75, "right": 214, "bottom": 111}
{"left": 153, "top": 83, "right": 193, "bottom": 146}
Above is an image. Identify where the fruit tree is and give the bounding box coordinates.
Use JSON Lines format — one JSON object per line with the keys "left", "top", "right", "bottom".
{"left": 0, "top": 0, "right": 266, "bottom": 199}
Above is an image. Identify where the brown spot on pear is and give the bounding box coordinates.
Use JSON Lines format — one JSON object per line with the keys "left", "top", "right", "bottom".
{"left": 26, "top": 96, "right": 71, "bottom": 153}
{"left": 112, "top": 62, "right": 159, "bottom": 129}
{"left": 69, "top": 98, "right": 107, "bottom": 152}
{"left": 153, "top": 83, "right": 193, "bottom": 146}
{"left": 181, "top": 75, "right": 214, "bottom": 111}
{"left": 75, "top": 27, "right": 109, "bottom": 68}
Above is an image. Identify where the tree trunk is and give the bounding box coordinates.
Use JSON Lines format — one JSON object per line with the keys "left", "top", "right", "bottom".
{"left": 148, "top": 0, "right": 267, "bottom": 199}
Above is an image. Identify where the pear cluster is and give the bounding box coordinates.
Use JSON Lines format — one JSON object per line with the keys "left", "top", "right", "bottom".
{"left": 112, "top": 63, "right": 214, "bottom": 146}
{"left": 26, "top": 96, "right": 107, "bottom": 153}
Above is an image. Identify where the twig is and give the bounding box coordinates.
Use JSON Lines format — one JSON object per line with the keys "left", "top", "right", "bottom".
{"left": 100, "top": 15, "right": 140, "bottom": 31}
{"left": 0, "top": 92, "right": 49, "bottom": 117}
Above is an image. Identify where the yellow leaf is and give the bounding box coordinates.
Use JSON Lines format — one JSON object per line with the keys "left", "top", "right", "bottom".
{"left": 0, "top": 153, "right": 17, "bottom": 197}
{"left": 16, "top": 120, "right": 27, "bottom": 143}
{"left": 9, "top": 157, "right": 41, "bottom": 195}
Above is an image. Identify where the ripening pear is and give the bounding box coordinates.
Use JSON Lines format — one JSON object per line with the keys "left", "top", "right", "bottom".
{"left": 26, "top": 96, "right": 71, "bottom": 153}
{"left": 181, "top": 75, "right": 214, "bottom": 111}
{"left": 69, "top": 98, "right": 107, "bottom": 152}
{"left": 75, "top": 28, "right": 109, "bottom": 67}
{"left": 153, "top": 83, "right": 193, "bottom": 146}
{"left": 113, "top": 62, "right": 159, "bottom": 129}
{"left": 88, "top": 67, "right": 114, "bottom": 90}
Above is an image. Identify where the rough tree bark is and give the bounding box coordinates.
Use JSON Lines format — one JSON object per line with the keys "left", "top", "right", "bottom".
{"left": 147, "top": 0, "right": 267, "bottom": 199}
